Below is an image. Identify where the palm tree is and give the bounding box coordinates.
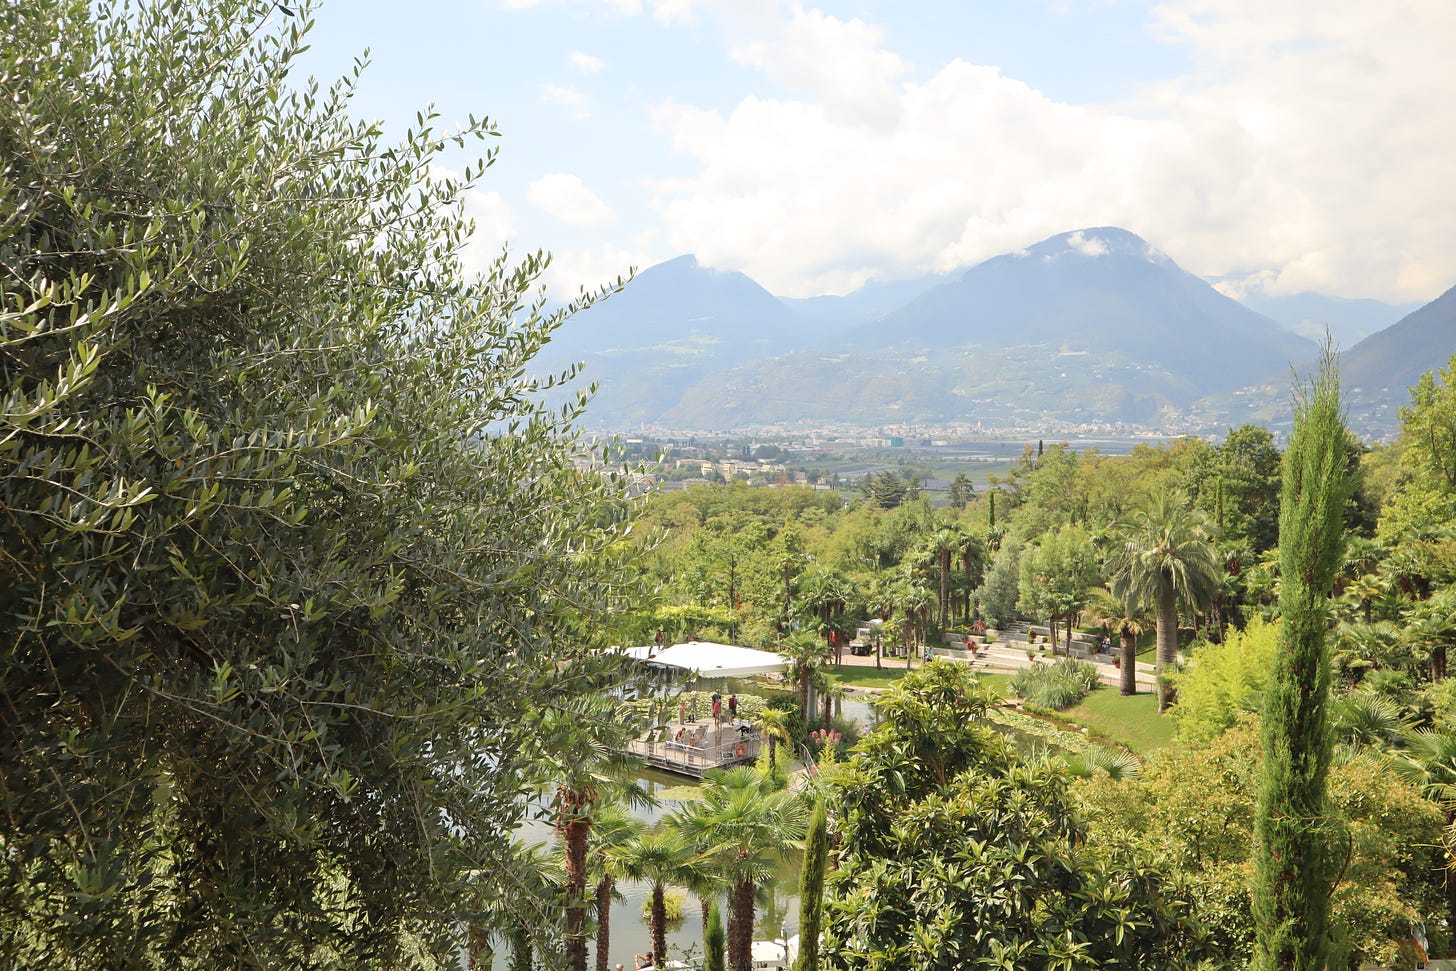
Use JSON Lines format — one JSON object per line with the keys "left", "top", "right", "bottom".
{"left": 1407, "top": 587, "right": 1456, "bottom": 682}
{"left": 1331, "top": 619, "right": 1401, "bottom": 686}
{"left": 753, "top": 707, "right": 793, "bottom": 774}
{"left": 1394, "top": 728, "right": 1456, "bottom": 941}
{"left": 469, "top": 841, "right": 564, "bottom": 971}
{"left": 537, "top": 696, "right": 653, "bottom": 971}
{"left": 669, "top": 767, "right": 808, "bottom": 971}
{"left": 1336, "top": 535, "right": 1383, "bottom": 594}
{"left": 1106, "top": 494, "right": 1220, "bottom": 713}
{"left": 867, "top": 570, "right": 900, "bottom": 670}
{"left": 1085, "top": 586, "right": 1148, "bottom": 696}
{"left": 883, "top": 578, "right": 919, "bottom": 662}
{"left": 663, "top": 796, "right": 728, "bottom": 949}
{"left": 1329, "top": 692, "right": 1414, "bottom": 753}
{"left": 959, "top": 530, "right": 988, "bottom": 624}
{"left": 588, "top": 803, "right": 646, "bottom": 971}
{"left": 798, "top": 568, "right": 854, "bottom": 664}
{"left": 615, "top": 830, "right": 692, "bottom": 965}
{"left": 909, "top": 582, "right": 937, "bottom": 666}
{"left": 925, "top": 527, "right": 963, "bottom": 631}
{"left": 819, "top": 675, "right": 846, "bottom": 731}
{"left": 1339, "top": 573, "right": 1387, "bottom": 625}
{"left": 780, "top": 631, "right": 829, "bottom": 717}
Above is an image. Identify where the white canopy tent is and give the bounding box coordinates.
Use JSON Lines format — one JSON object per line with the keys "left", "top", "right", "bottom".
{"left": 640, "top": 641, "right": 788, "bottom": 678}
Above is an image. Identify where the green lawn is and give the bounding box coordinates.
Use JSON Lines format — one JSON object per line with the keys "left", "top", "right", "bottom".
{"left": 828, "top": 665, "right": 1169, "bottom": 753}
{"left": 1057, "top": 688, "right": 1174, "bottom": 753}
{"left": 831, "top": 664, "right": 920, "bottom": 689}
{"left": 832, "top": 664, "right": 1010, "bottom": 697}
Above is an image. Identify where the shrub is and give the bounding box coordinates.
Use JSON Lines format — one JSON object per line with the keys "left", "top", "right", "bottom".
{"left": 643, "top": 889, "right": 687, "bottom": 928}
{"left": 1011, "top": 658, "right": 1100, "bottom": 710}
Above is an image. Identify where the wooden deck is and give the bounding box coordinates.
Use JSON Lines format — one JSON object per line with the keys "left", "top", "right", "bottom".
{"left": 628, "top": 717, "right": 762, "bottom": 779}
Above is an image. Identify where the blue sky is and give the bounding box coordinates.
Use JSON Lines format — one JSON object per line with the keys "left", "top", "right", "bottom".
{"left": 297, "top": 1, "right": 1454, "bottom": 303}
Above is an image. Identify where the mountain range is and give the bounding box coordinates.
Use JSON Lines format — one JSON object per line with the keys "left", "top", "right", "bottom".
{"left": 536, "top": 228, "right": 1452, "bottom": 436}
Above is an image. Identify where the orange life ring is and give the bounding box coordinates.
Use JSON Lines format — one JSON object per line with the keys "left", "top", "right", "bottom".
{"left": 734, "top": 742, "right": 747, "bottom": 758}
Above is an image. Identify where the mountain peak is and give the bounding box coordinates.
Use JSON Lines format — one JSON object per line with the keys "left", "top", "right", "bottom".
{"left": 1023, "top": 227, "right": 1168, "bottom": 264}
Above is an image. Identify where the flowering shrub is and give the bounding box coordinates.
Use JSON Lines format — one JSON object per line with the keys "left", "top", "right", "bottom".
{"left": 809, "top": 728, "right": 844, "bottom": 767}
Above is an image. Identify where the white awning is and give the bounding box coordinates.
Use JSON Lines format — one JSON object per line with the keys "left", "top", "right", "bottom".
{"left": 643, "top": 641, "right": 788, "bottom": 678}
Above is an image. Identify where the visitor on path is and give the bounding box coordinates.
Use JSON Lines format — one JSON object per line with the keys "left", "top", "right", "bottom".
{"left": 728, "top": 693, "right": 737, "bottom": 721}
{"left": 923, "top": 644, "right": 933, "bottom": 662}
{"left": 654, "top": 629, "right": 663, "bottom": 647}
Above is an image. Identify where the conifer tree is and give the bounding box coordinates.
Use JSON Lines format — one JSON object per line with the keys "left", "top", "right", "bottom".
{"left": 796, "top": 800, "right": 828, "bottom": 971}
{"left": 1252, "top": 350, "right": 1352, "bottom": 970}
{"left": 705, "top": 898, "right": 726, "bottom": 971}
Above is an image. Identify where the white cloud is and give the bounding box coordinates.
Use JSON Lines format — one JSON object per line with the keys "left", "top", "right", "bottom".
{"left": 649, "top": 0, "right": 699, "bottom": 24}
{"left": 730, "top": 6, "right": 909, "bottom": 124}
{"left": 1066, "top": 230, "right": 1109, "bottom": 257}
{"left": 568, "top": 50, "right": 606, "bottom": 74}
{"left": 527, "top": 173, "right": 617, "bottom": 228}
{"left": 649, "top": 0, "right": 1456, "bottom": 301}
{"left": 540, "top": 83, "right": 591, "bottom": 119}
{"left": 499, "top": 0, "right": 698, "bottom": 18}
{"left": 542, "top": 243, "right": 654, "bottom": 297}
{"left": 423, "top": 166, "right": 517, "bottom": 282}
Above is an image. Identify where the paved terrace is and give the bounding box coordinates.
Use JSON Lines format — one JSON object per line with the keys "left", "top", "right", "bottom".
{"left": 837, "top": 624, "right": 1158, "bottom": 691}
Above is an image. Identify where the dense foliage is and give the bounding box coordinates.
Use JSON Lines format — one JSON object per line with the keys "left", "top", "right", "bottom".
{"left": 0, "top": 1, "right": 640, "bottom": 966}
{"left": 820, "top": 663, "right": 1211, "bottom": 969}
{"left": 1076, "top": 720, "right": 1448, "bottom": 967}
{"left": 1010, "top": 657, "right": 1101, "bottom": 710}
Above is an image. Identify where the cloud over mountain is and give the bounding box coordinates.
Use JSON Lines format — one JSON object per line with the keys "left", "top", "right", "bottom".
{"left": 647, "top": 0, "right": 1456, "bottom": 303}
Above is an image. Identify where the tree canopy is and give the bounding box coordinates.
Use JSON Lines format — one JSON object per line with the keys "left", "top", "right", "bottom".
{"left": 0, "top": 1, "right": 639, "bottom": 965}
{"left": 821, "top": 663, "right": 1210, "bottom": 970}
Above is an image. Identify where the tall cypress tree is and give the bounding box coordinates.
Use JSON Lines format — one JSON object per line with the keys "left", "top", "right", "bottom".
{"left": 1252, "top": 349, "right": 1352, "bottom": 970}
{"left": 705, "top": 899, "right": 726, "bottom": 971}
{"left": 795, "top": 800, "right": 828, "bottom": 971}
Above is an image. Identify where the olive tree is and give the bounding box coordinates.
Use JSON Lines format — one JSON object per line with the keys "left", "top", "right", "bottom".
{"left": 0, "top": 1, "right": 639, "bottom": 966}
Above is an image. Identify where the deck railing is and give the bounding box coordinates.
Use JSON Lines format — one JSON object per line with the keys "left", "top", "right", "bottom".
{"left": 629, "top": 728, "right": 761, "bottom": 777}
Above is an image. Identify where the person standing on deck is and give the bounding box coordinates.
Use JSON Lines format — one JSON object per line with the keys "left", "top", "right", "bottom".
{"left": 728, "top": 693, "right": 737, "bottom": 722}
{"left": 711, "top": 693, "right": 722, "bottom": 726}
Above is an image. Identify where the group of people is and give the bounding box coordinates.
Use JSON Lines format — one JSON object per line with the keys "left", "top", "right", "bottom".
{"left": 671, "top": 726, "right": 703, "bottom": 747}
{"left": 709, "top": 691, "right": 737, "bottom": 726}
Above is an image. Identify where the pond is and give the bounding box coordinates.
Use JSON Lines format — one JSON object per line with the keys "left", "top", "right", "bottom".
{"left": 492, "top": 765, "right": 802, "bottom": 970}
{"left": 491, "top": 673, "right": 1076, "bottom": 968}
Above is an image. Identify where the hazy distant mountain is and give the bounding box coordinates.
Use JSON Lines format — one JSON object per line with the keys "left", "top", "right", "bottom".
{"left": 1340, "top": 284, "right": 1456, "bottom": 427}
{"left": 1193, "top": 283, "right": 1456, "bottom": 437}
{"left": 1238, "top": 291, "right": 1417, "bottom": 346}
{"left": 535, "top": 254, "right": 814, "bottom": 422}
{"left": 857, "top": 227, "right": 1315, "bottom": 402}
{"left": 780, "top": 272, "right": 948, "bottom": 326}
{"left": 545, "top": 254, "right": 803, "bottom": 357}
{"left": 540, "top": 230, "right": 1347, "bottom": 431}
